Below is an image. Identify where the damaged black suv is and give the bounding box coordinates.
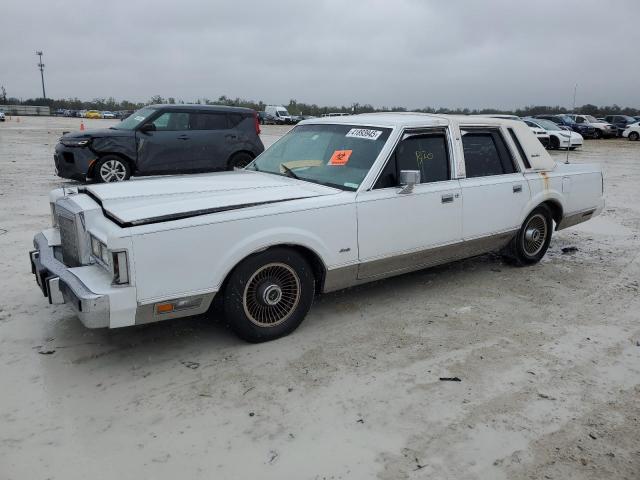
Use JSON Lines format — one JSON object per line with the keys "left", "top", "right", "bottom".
{"left": 54, "top": 104, "right": 264, "bottom": 182}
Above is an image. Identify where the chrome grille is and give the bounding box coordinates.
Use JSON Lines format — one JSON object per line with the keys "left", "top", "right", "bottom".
{"left": 57, "top": 210, "right": 81, "bottom": 267}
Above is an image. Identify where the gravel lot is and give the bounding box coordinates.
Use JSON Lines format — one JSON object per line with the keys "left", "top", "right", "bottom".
{"left": 1, "top": 116, "right": 639, "bottom": 480}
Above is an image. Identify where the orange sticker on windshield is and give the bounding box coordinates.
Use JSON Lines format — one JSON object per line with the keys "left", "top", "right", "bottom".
{"left": 329, "top": 150, "right": 352, "bottom": 166}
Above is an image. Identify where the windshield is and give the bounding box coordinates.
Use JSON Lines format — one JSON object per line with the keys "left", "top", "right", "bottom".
{"left": 277, "top": 110, "right": 290, "bottom": 117}
{"left": 585, "top": 115, "right": 599, "bottom": 123}
{"left": 112, "top": 107, "right": 157, "bottom": 130}
{"left": 557, "top": 115, "right": 576, "bottom": 124}
{"left": 247, "top": 124, "right": 392, "bottom": 191}
{"left": 531, "top": 119, "right": 561, "bottom": 131}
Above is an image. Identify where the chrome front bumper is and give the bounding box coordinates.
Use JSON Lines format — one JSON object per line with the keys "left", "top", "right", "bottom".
{"left": 30, "top": 232, "right": 109, "bottom": 328}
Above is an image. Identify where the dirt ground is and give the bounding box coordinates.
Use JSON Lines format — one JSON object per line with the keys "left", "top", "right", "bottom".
{"left": 1, "top": 116, "right": 639, "bottom": 480}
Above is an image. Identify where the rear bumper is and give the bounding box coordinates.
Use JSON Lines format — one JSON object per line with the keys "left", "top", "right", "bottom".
{"left": 30, "top": 232, "right": 109, "bottom": 328}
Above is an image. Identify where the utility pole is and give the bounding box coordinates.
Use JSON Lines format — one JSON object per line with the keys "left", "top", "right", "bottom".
{"left": 36, "top": 51, "right": 46, "bottom": 99}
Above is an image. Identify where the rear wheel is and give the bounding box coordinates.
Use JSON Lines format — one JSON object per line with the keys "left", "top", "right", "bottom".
{"left": 629, "top": 131, "right": 639, "bottom": 141}
{"left": 94, "top": 156, "right": 131, "bottom": 183}
{"left": 505, "top": 206, "right": 553, "bottom": 266}
{"left": 223, "top": 248, "right": 315, "bottom": 342}
{"left": 228, "top": 152, "right": 253, "bottom": 170}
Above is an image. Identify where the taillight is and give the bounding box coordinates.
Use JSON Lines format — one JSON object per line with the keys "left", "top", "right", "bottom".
{"left": 254, "top": 111, "right": 260, "bottom": 135}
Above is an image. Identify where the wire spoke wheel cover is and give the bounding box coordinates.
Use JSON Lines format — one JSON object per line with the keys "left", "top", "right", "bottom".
{"left": 242, "top": 262, "right": 301, "bottom": 327}
{"left": 522, "top": 213, "right": 548, "bottom": 256}
{"left": 100, "top": 159, "right": 127, "bottom": 182}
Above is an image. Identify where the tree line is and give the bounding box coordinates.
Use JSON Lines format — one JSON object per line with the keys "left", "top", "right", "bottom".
{"left": 2, "top": 91, "right": 639, "bottom": 117}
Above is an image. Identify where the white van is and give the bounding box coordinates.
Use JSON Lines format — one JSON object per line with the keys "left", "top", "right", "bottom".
{"left": 265, "top": 105, "right": 293, "bottom": 124}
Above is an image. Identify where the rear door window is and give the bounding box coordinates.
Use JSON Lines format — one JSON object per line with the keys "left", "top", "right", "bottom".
{"left": 189, "top": 112, "right": 228, "bottom": 130}
{"left": 374, "top": 131, "right": 450, "bottom": 188}
{"left": 461, "top": 129, "right": 516, "bottom": 178}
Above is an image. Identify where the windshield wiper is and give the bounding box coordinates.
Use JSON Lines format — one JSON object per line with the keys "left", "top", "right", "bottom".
{"left": 280, "top": 164, "right": 300, "bottom": 180}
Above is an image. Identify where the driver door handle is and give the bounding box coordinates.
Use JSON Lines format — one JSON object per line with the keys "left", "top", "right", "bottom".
{"left": 177, "top": 134, "right": 190, "bottom": 140}
{"left": 441, "top": 194, "right": 454, "bottom": 204}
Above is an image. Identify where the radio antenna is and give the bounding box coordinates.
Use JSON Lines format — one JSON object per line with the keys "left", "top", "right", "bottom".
{"left": 565, "top": 83, "right": 577, "bottom": 164}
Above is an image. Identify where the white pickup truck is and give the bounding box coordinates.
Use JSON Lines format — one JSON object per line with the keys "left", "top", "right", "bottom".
{"left": 30, "top": 114, "right": 604, "bottom": 342}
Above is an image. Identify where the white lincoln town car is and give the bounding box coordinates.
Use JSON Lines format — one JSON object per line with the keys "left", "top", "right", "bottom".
{"left": 30, "top": 114, "right": 604, "bottom": 342}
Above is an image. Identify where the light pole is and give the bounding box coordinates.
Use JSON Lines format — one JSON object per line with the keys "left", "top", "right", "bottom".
{"left": 36, "top": 51, "right": 46, "bottom": 99}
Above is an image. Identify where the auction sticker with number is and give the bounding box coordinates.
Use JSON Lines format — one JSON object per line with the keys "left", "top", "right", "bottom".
{"left": 345, "top": 128, "right": 383, "bottom": 141}
{"left": 329, "top": 150, "right": 352, "bottom": 165}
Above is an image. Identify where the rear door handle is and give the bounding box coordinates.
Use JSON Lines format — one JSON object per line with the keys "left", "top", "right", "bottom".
{"left": 177, "top": 135, "right": 190, "bottom": 140}
{"left": 513, "top": 184, "right": 523, "bottom": 193}
{"left": 441, "top": 194, "right": 454, "bottom": 204}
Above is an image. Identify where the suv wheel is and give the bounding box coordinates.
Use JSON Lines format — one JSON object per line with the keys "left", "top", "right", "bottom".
{"left": 592, "top": 130, "right": 602, "bottom": 139}
{"left": 228, "top": 152, "right": 253, "bottom": 170}
{"left": 223, "top": 248, "right": 315, "bottom": 342}
{"left": 94, "top": 156, "right": 131, "bottom": 183}
{"left": 629, "top": 131, "right": 639, "bottom": 141}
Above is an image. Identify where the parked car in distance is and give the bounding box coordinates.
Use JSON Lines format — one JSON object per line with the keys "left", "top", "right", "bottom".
{"left": 604, "top": 115, "right": 638, "bottom": 136}
{"left": 535, "top": 114, "right": 597, "bottom": 139}
{"left": 101, "top": 111, "right": 116, "bottom": 119}
{"left": 31, "top": 114, "right": 604, "bottom": 342}
{"left": 116, "top": 110, "right": 134, "bottom": 120}
{"left": 265, "top": 105, "right": 294, "bottom": 124}
{"left": 0, "top": 112, "right": 5, "bottom": 122}
{"left": 258, "top": 111, "right": 276, "bottom": 125}
{"left": 566, "top": 114, "right": 617, "bottom": 138}
{"left": 54, "top": 104, "right": 264, "bottom": 182}
{"left": 85, "top": 110, "right": 102, "bottom": 119}
{"left": 524, "top": 118, "right": 583, "bottom": 150}
{"left": 483, "top": 114, "right": 550, "bottom": 148}
{"left": 622, "top": 122, "right": 640, "bottom": 141}
{"left": 78, "top": 110, "right": 87, "bottom": 118}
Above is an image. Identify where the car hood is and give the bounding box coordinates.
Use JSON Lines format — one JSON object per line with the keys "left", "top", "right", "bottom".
{"left": 62, "top": 128, "right": 134, "bottom": 140}
{"left": 82, "top": 170, "right": 340, "bottom": 226}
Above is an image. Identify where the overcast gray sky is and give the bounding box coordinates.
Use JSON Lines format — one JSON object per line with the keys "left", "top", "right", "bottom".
{"left": 3, "top": 0, "right": 639, "bottom": 109}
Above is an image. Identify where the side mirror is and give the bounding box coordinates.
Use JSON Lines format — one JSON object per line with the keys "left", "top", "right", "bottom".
{"left": 398, "top": 170, "right": 420, "bottom": 194}
{"left": 139, "top": 123, "right": 156, "bottom": 133}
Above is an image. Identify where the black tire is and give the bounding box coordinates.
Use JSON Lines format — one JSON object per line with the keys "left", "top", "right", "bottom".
{"left": 223, "top": 247, "right": 315, "bottom": 342}
{"left": 505, "top": 205, "right": 553, "bottom": 266}
{"left": 629, "top": 131, "right": 639, "bottom": 141}
{"left": 549, "top": 136, "right": 560, "bottom": 150}
{"left": 593, "top": 130, "right": 602, "bottom": 139}
{"left": 94, "top": 156, "right": 131, "bottom": 183}
{"left": 228, "top": 152, "right": 253, "bottom": 170}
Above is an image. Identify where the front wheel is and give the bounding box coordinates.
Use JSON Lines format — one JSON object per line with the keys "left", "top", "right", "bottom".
{"left": 223, "top": 248, "right": 315, "bottom": 342}
{"left": 505, "top": 206, "right": 553, "bottom": 266}
{"left": 593, "top": 130, "right": 602, "bottom": 139}
{"left": 227, "top": 152, "right": 253, "bottom": 170}
{"left": 94, "top": 156, "right": 131, "bottom": 183}
{"left": 629, "top": 131, "right": 639, "bottom": 141}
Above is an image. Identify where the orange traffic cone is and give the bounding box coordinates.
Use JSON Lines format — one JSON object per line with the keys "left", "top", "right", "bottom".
{"left": 80, "top": 121, "right": 85, "bottom": 131}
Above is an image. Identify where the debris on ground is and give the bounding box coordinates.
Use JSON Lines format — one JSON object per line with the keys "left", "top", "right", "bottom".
{"left": 562, "top": 246, "right": 579, "bottom": 254}
{"left": 439, "top": 377, "right": 462, "bottom": 382}
{"left": 180, "top": 361, "right": 200, "bottom": 369}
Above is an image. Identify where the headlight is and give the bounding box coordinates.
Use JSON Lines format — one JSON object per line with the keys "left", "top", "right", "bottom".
{"left": 50, "top": 203, "right": 58, "bottom": 227}
{"left": 112, "top": 251, "right": 129, "bottom": 285}
{"left": 90, "top": 235, "right": 130, "bottom": 285}
{"left": 60, "top": 138, "right": 91, "bottom": 147}
{"left": 90, "top": 235, "right": 109, "bottom": 266}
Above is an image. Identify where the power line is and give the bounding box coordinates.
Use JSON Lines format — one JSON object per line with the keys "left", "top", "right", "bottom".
{"left": 36, "top": 51, "right": 46, "bottom": 99}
